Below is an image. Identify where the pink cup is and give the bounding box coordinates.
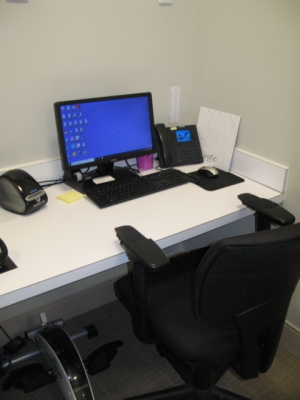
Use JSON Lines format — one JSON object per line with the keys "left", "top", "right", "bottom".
{"left": 137, "top": 154, "right": 154, "bottom": 170}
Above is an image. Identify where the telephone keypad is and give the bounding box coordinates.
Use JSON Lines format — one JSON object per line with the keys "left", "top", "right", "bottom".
{"left": 173, "top": 147, "right": 201, "bottom": 164}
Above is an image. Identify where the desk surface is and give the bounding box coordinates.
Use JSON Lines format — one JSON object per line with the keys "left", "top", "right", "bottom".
{"left": 0, "top": 165, "right": 283, "bottom": 309}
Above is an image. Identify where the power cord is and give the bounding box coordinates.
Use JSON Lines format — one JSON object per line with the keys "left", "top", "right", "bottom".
{"left": 39, "top": 175, "right": 64, "bottom": 188}
{"left": 125, "top": 159, "right": 141, "bottom": 175}
{"left": 0, "top": 325, "right": 26, "bottom": 378}
{"left": 0, "top": 325, "right": 12, "bottom": 342}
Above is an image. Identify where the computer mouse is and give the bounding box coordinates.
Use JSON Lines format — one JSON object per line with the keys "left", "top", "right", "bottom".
{"left": 198, "top": 165, "right": 219, "bottom": 178}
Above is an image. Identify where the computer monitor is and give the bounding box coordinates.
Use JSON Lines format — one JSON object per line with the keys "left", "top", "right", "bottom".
{"left": 54, "top": 92, "right": 156, "bottom": 191}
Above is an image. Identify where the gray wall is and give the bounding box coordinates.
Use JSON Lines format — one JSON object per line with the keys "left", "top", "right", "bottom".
{"left": 1, "top": 1, "right": 299, "bottom": 328}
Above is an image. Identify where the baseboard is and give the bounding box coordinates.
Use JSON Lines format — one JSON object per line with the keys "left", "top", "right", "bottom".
{"left": 1, "top": 149, "right": 288, "bottom": 194}
{"left": 280, "top": 321, "right": 300, "bottom": 359}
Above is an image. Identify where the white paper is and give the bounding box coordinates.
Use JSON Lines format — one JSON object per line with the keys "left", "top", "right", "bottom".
{"left": 93, "top": 176, "right": 115, "bottom": 184}
{"left": 197, "top": 107, "right": 240, "bottom": 172}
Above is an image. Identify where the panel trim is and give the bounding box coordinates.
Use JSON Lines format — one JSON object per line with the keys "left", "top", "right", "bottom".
{"left": 231, "top": 148, "right": 288, "bottom": 193}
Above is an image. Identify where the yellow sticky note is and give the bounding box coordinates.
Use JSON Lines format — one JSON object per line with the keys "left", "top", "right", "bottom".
{"left": 57, "top": 190, "right": 84, "bottom": 204}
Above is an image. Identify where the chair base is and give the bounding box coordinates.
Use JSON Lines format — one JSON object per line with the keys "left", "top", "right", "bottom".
{"left": 125, "top": 384, "right": 251, "bottom": 400}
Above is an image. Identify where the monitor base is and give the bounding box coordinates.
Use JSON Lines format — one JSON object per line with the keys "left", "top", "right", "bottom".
{"left": 63, "top": 163, "right": 138, "bottom": 193}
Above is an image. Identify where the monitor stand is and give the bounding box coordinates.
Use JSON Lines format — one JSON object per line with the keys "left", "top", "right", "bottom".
{"left": 63, "top": 163, "right": 138, "bottom": 193}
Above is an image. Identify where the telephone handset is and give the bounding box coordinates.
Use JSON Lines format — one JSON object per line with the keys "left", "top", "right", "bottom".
{"left": 155, "top": 124, "right": 203, "bottom": 168}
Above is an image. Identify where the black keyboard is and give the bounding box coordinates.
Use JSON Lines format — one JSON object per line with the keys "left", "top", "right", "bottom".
{"left": 84, "top": 169, "right": 189, "bottom": 208}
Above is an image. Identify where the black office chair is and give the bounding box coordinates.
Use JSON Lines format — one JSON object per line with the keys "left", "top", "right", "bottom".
{"left": 114, "top": 197, "right": 300, "bottom": 400}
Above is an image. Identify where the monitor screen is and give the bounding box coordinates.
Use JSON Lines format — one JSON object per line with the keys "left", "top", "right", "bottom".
{"left": 54, "top": 92, "right": 156, "bottom": 174}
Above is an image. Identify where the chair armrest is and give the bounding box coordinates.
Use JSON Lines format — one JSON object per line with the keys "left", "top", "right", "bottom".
{"left": 238, "top": 193, "right": 295, "bottom": 226}
{"left": 115, "top": 226, "right": 169, "bottom": 272}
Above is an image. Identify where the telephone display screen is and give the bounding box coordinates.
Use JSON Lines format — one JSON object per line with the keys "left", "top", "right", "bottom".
{"left": 176, "top": 130, "right": 192, "bottom": 143}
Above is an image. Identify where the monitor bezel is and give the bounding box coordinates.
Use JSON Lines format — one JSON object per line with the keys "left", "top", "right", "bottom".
{"left": 54, "top": 92, "right": 156, "bottom": 174}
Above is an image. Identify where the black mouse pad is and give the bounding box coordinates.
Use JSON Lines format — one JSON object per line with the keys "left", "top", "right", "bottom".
{"left": 187, "top": 169, "right": 244, "bottom": 191}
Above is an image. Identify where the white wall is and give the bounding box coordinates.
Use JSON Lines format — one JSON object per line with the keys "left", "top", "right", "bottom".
{"left": 0, "top": 0, "right": 197, "bottom": 168}
{"left": 1, "top": 1, "right": 300, "bottom": 328}
{"left": 191, "top": 0, "right": 300, "bottom": 329}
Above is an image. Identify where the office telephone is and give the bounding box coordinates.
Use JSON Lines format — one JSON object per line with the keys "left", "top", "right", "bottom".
{"left": 155, "top": 124, "right": 203, "bottom": 168}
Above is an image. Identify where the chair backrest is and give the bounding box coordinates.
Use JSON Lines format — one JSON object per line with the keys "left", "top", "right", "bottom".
{"left": 193, "top": 223, "right": 300, "bottom": 378}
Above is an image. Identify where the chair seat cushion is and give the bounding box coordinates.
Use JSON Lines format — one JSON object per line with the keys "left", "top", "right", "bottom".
{"left": 147, "top": 266, "right": 240, "bottom": 367}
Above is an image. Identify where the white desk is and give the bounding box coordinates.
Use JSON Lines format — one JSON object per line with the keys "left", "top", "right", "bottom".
{"left": 0, "top": 164, "right": 283, "bottom": 309}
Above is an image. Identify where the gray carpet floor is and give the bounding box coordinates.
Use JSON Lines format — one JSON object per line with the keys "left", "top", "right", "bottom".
{"left": 1, "top": 300, "right": 300, "bottom": 400}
